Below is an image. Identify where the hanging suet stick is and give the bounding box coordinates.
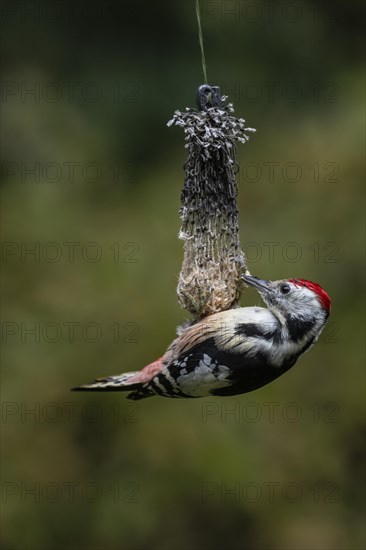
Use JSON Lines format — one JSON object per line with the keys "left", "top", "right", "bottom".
{"left": 168, "top": 87, "right": 256, "bottom": 318}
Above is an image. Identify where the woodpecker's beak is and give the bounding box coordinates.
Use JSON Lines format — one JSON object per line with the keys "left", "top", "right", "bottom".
{"left": 242, "top": 275, "right": 273, "bottom": 293}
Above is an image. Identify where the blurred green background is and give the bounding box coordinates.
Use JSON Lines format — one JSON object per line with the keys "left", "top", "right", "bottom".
{"left": 1, "top": 1, "right": 365, "bottom": 549}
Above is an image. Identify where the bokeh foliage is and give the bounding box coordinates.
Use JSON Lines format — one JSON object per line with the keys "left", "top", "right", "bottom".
{"left": 1, "top": 1, "right": 365, "bottom": 549}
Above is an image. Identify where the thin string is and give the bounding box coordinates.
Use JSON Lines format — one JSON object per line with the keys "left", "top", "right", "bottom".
{"left": 195, "top": 0, "right": 208, "bottom": 83}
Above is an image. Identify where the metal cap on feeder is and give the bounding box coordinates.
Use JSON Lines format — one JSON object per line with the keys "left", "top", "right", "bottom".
{"left": 196, "top": 84, "right": 222, "bottom": 110}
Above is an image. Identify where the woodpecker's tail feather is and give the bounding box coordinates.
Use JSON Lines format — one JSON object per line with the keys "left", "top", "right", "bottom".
{"left": 71, "top": 372, "right": 142, "bottom": 392}
{"left": 72, "top": 358, "right": 164, "bottom": 399}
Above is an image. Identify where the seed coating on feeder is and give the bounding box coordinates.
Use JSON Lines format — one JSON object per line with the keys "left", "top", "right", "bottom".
{"left": 168, "top": 93, "right": 256, "bottom": 318}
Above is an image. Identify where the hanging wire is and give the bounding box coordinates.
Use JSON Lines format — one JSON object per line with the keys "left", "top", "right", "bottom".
{"left": 195, "top": 0, "right": 208, "bottom": 83}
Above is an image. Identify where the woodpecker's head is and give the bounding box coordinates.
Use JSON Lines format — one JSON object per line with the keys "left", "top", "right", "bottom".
{"left": 243, "top": 274, "right": 331, "bottom": 322}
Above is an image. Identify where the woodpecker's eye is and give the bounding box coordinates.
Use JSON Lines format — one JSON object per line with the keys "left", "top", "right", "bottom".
{"left": 280, "top": 284, "right": 291, "bottom": 295}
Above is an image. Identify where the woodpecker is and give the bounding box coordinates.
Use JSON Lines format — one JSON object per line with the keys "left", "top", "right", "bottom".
{"left": 73, "top": 275, "right": 331, "bottom": 400}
